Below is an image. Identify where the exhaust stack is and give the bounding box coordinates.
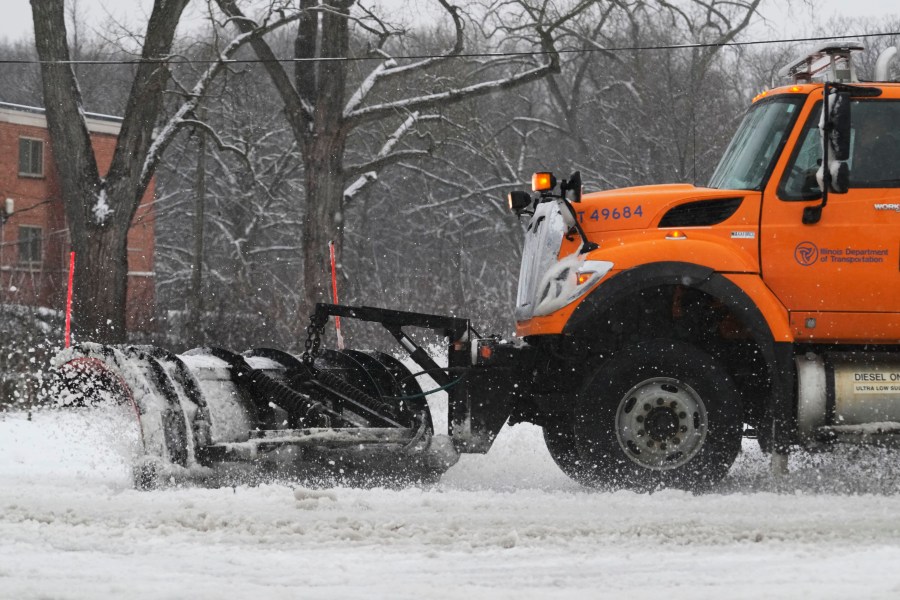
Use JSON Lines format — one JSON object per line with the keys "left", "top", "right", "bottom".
{"left": 874, "top": 45, "right": 899, "bottom": 81}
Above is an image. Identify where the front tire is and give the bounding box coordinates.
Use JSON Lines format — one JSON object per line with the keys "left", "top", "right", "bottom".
{"left": 542, "top": 417, "right": 592, "bottom": 485}
{"left": 574, "top": 340, "right": 742, "bottom": 491}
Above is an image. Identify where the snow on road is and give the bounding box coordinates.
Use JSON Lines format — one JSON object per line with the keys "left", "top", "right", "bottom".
{"left": 2, "top": 409, "right": 900, "bottom": 599}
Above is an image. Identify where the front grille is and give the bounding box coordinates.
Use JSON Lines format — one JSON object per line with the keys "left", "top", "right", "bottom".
{"left": 515, "top": 202, "right": 566, "bottom": 321}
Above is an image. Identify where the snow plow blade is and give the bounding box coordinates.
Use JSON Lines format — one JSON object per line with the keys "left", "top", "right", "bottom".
{"left": 51, "top": 334, "right": 458, "bottom": 488}
{"left": 51, "top": 303, "right": 530, "bottom": 488}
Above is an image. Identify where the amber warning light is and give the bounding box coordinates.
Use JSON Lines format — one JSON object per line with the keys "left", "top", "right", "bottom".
{"left": 532, "top": 172, "right": 556, "bottom": 192}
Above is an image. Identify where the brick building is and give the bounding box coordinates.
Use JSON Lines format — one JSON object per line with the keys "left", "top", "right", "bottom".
{"left": 0, "top": 102, "right": 155, "bottom": 332}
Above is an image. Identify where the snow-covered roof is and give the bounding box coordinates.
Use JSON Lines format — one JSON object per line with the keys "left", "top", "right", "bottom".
{"left": 0, "top": 101, "right": 122, "bottom": 135}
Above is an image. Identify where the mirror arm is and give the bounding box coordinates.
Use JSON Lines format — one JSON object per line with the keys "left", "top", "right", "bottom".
{"left": 556, "top": 196, "right": 598, "bottom": 253}
{"left": 804, "top": 82, "right": 831, "bottom": 225}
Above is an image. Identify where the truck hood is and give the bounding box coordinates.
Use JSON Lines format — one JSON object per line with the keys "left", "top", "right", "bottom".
{"left": 577, "top": 183, "right": 749, "bottom": 233}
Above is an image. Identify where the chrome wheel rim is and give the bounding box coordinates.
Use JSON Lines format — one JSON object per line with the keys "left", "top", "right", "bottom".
{"left": 614, "top": 377, "right": 708, "bottom": 470}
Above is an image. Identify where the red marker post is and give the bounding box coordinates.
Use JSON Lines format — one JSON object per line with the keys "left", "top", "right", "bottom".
{"left": 328, "top": 241, "right": 344, "bottom": 350}
{"left": 65, "top": 251, "right": 75, "bottom": 348}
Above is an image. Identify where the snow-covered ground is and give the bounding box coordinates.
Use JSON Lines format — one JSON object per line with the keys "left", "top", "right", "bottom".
{"left": 3, "top": 408, "right": 900, "bottom": 599}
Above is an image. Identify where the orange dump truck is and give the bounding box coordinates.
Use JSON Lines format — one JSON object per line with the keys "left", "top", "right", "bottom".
{"left": 56, "top": 42, "right": 899, "bottom": 490}
{"left": 505, "top": 41, "right": 900, "bottom": 489}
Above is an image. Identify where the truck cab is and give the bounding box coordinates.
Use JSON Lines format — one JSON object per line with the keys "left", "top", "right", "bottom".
{"left": 510, "top": 42, "right": 900, "bottom": 490}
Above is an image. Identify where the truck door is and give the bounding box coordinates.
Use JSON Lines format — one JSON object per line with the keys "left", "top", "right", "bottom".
{"left": 760, "top": 94, "right": 900, "bottom": 342}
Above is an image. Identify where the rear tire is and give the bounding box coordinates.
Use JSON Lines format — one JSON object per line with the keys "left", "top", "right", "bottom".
{"left": 574, "top": 339, "right": 742, "bottom": 491}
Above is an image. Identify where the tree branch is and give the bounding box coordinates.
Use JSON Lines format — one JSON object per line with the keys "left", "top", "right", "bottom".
{"left": 139, "top": 10, "right": 304, "bottom": 194}
{"left": 214, "top": 0, "right": 314, "bottom": 127}
{"left": 345, "top": 57, "right": 559, "bottom": 127}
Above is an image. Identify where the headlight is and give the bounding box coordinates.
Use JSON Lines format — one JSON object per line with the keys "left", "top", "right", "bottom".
{"left": 532, "top": 256, "right": 613, "bottom": 317}
{"left": 507, "top": 190, "right": 532, "bottom": 214}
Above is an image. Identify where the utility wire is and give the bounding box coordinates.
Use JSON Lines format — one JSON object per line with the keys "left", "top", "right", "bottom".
{"left": 1, "top": 200, "right": 51, "bottom": 217}
{"left": 2, "top": 31, "right": 899, "bottom": 65}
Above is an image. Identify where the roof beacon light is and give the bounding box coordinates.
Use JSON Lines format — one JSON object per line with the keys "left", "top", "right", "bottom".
{"left": 779, "top": 41, "right": 864, "bottom": 84}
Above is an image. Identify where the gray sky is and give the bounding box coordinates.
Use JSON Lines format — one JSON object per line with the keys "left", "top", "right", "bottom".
{"left": 1, "top": 0, "right": 898, "bottom": 45}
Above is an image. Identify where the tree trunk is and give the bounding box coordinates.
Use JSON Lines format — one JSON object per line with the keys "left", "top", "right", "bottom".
{"left": 70, "top": 224, "right": 129, "bottom": 341}
{"left": 188, "top": 125, "right": 207, "bottom": 346}
{"left": 31, "top": 0, "right": 188, "bottom": 344}
{"left": 302, "top": 141, "right": 347, "bottom": 317}
{"left": 299, "top": 2, "right": 351, "bottom": 317}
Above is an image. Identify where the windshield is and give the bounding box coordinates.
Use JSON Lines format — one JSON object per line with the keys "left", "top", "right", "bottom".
{"left": 709, "top": 97, "right": 803, "bottom": 190}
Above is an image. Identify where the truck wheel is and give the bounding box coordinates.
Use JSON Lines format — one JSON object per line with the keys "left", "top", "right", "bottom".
{"left": 542, "top": 417, "right": 593, "bottom": 485}
{"left": 574, "top": 340, "right": 742, "bottom": 491}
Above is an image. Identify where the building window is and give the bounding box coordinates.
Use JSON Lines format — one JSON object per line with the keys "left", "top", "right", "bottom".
{"left": 17, "top": 226, "right": 42, "bottom": 266}
{"left": 19, "top": 138, "right": 44, "bottom": 177}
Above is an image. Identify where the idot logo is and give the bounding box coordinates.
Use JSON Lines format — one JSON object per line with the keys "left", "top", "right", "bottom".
{"left": 795, "top": 241, "right": 819, "bottom": 266}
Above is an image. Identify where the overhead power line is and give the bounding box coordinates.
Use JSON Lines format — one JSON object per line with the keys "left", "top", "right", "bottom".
{"left": 2, "top": 31, "right": 899, "bottom": 66}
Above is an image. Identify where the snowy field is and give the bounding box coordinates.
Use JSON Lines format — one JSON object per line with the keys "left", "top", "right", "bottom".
{"left": 3, "top": 408, "right": 900, "bottom": 599}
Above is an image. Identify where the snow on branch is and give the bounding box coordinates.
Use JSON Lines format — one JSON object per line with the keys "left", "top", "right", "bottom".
{"left": 343, "top": 1, "right": 464, "bottom": 117}
{"left": 381, "top": 111, "right": 422, "bottom": 156}
{"left": 214, "top": 0, "right": 314, "bottom": 118}
{"left": 344, "top": 112, "right": 440, "bottom": 203}
{"left": 343, "top": 111, "right": 440, "bottom": 197}
{"left": 246, "top": 246, "right": 302, "bottom": 256}
{"left": 138, "top": 11, "right": 304, "bottom": 194}
{"left": 345, "top": 59, "right": 558, "bottom": 127}
{"left": 344, "top": 111, "right": 433, "bottom": 178}
{"left": 343, "top": 57, "right": 398, "bottom": 116}
{"left": 343, "top": 172, "right": 378, "bottom": 203}
{"left": 345, "top": 149, "right": 431, "bottom": 183}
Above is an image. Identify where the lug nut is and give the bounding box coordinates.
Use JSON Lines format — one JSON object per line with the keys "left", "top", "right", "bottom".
{"left": 644, "top": 403, "right": 651, "bottom": 411}
{"left": 670, "top": 401, "right": 678, "bottom": 409}
{"left": 647, "top": 440, "right": 654, "bottom": 447}
{"left": 672, "top": 438, "right": 680, "bottom": 445}
{"left": 657, "top": 398, "right": 664, "bottom": 406}
{"left": 636, "top": 416, "right": 644, "bottom": 423}
{"left": 679, "top": 411, "right": 687, "bottom": 419}
{"left": 659, "top": 443, "right": 667, "bottom": 450}
{"left": 637, "top": 429, "right": 644, "bottom": 436}
{"left": 680, "top": 426, "right": 688, "bottom": 433}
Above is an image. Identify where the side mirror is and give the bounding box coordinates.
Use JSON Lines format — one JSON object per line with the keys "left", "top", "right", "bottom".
{"left": 561, "top": 171, "right": 582, "bottom": 203}
{"left": 507, "top": 190, "right": 532, "bottom": 215}
{"left": 829, "top": 91, "right": 851, "bottom": 193}
{"left": 830, "top": 91, "right": 851, "bottom": 161}
{"left": 807, "top": 86, "right": 852, "bottom": 224}
{"left": 824, "top": 90, "right": 851, "bottom": 194}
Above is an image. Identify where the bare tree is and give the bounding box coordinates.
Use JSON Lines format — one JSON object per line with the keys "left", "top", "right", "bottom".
{"left": 30, "top": 0, "right": 302, "bottom": 342}
{"left": 151, "top": 35, "right": 308, "bottom": 350}
{"left": 31, "top": 0, "right": 189, "bottom": 341}
{"left": 211, "top": 0, "right": 596, "bottom": 318}
{"left": 521, "top": 0, "right": 763, "bottom": 188}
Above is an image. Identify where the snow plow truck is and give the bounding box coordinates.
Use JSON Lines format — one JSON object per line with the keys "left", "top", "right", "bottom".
{"left": 55, "top": 42, "right": 900, "bottom": 491}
